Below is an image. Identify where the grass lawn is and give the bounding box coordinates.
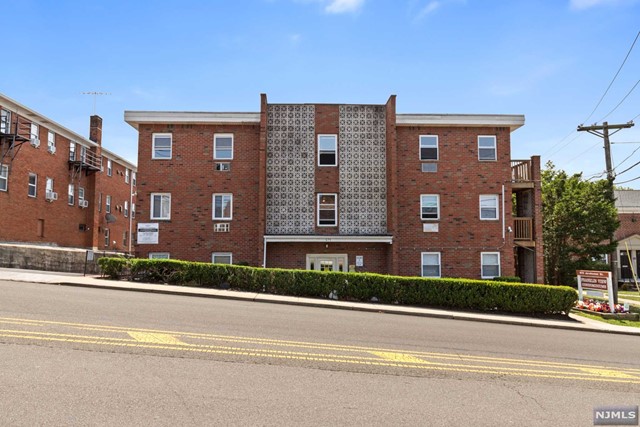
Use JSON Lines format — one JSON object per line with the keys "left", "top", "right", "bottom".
{"left": 618, "top": 290, "right": 640, "bottom": 303}
{"left": 573, "top": 311, "right": 640, "bottom": 328}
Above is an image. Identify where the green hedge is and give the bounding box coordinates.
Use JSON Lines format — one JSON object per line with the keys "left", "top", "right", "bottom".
{"left": 97, "top": 258, "right": 577, "bottom": 315}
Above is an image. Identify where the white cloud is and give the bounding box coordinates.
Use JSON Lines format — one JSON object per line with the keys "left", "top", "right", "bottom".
{"left": 416, "top": 1, "right": 440, "bottom": 19}
{"left": 569, "top": 0, "right": 634, "bottom": 9}
{"left": 324, "top": 0, "right": 365, "bottom": 14}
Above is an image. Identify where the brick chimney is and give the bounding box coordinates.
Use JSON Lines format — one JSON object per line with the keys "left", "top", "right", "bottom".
{"left": 90, "top": 115, "right": 102, "bottom": 145}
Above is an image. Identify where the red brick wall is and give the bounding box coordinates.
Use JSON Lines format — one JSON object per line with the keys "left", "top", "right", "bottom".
{"left": 393, "top": 125, "right": 515, "bottom": 279}
{"left": 616, "top": 213, "right": 640, "bottom": 241}
{"left": 266, "top": 242, "right": 389, "bottom": 274}
{"left": 134, "top": 123, "right": 261, "bottom": 265}
{"left": 0, "top": 107, "right": 135, "bottom": 251}
{"left": 315, "top": 105, "right": 340, "bottom": 235}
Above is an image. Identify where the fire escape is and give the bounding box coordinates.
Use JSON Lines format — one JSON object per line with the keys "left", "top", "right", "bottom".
{"left": 68, "top": 142, "right": 102, "bottom": 180}
{"left": 0, "top": 109, "right": 32, "bottom": 170}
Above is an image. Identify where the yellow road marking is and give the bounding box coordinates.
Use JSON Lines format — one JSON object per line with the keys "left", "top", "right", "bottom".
{"left": 370, "top": 352, "right": 429, "bottom": 364}
{"left": 128, "top": 332, "right": 184, "bottom": 345}
{"left": 0, "top": 331, "right": 639, "bottom": 384}
{"left": 1, "top": 316, "right": 639, "bottom": 382}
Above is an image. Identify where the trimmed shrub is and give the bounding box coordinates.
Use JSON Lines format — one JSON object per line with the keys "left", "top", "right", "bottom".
{"left": 97, "top": 258, "right": 576, "bottom": 315}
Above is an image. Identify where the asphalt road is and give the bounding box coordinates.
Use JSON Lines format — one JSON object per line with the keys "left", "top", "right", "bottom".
{"left": 0, "top": 279, "right": 638, "bottom": 426}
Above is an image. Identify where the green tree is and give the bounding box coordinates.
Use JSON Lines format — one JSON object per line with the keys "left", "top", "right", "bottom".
{"left": 542, "top": 162, "right": 619, "bottom": 285}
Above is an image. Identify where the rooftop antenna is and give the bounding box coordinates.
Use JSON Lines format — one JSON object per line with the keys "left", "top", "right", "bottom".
{"left": 81, "top": 91, "right": 111, "bottom": 115}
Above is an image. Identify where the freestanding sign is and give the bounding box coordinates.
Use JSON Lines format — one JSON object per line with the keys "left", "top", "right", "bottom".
{"left": 576, "top": 270, "right": 614, "bottom": 313}
{"left": 137, "top": 223, "right": 159, "bottom": 245}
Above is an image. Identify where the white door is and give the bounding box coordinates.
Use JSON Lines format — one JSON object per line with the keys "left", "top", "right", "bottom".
{"left": 306, "top": 254, "right": 347, "bottom": 272}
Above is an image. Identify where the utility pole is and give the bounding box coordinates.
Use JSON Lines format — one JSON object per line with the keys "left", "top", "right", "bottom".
{"left": 577, "top": 121, "right": 635, "bottom": 304}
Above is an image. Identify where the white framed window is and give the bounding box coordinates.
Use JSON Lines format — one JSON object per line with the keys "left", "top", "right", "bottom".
{"left": 481, "top": 252, "right": 501, "bottom": 279}
{"left": 47, "top": 131, "right": 56, "bottom": 151}
{"left": 30, "top": 123, "right": 39, "bottom": 140}
{"left": 151, "top": 193, "right": 171, "bottom": 220}
{"left": 78, "top": 187, "right": 85, "bottom": 204}
{"left": 125, "top": 168, "right": 130, "bottom": 183}
{"left": 149, "top": 252, "right": 170, "bottom": 259}
{"left": 214, "top": 134, "right": 233, "bottom": 160}
{"left": 98, "top": 192, "right": 102, "bottom": 212}
{"left": 104, "top": 228, "right": 110, "bottom": 247}
{"left": 420, "top": 194, "right": 440, "bottom": 220}
{"left": 478, "top": 135, "right": 497, "bottom": 161}
{"left": 419, "top": 135, "right": 438, "bottom": 161}
{"left": 212, "top": 252, "right": 232, "bottom": 264}
{"left": 0, "top": 109, "right": 10, "bottom": 133}
{"left": 106, "top": 195, "right": 112, "bottom": 213}
{"left": 68, "top": 184, "right": 75, "bottom": 205}
{"left": 212, "top": 194, "right": 233, "bottom": 220}
{"left": 80, "top": 145, "right": 87, "bottom": 162}
{"left": 0, "top": 164, "right": 8, "bottom": 191}
{"left": 479, "top": 194, "right": 499, "bottom": 220}
{"left": 421, "top": 252, "right": 441, "bottom": 278}
{"left": 152, "top": 133, "right": 172, "bottom": 159}
{"left": 69, "top": 142, "right": 76, "bottom": 161}
{"left": 132, "top": 172, "right": 137, "bottom": 186}
{"left": 132, "top": 203, "right": 136, "bottom": 219}
{"left": 317, "top": 193, "right": 337, "bottom": 226}
{"left": 45, "top": 177, "right": 54, "bottom": 194}
{"left": 124, "top": 201, "right": 129, "bottom": 218}
{"left": 318, "top": 134, "right": 337, "bottom": 166}
{"left": 28, "top": 173, "right": 37, "bottom": 197}
{"left": 107, "top": 159, "right": 112, "bottom": 176}
{"left": 123, "top": 231, "right": 128, "bottom": 247}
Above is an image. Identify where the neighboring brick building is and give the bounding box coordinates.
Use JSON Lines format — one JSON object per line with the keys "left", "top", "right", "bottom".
{"left": 0, "top": 93, "right": 136, "bottom": 253}
{"left": 125, "top": 94, "right": 543, "bottom": 282}
{"left": 614, "top": 190, "right": 640, "bottom": 283}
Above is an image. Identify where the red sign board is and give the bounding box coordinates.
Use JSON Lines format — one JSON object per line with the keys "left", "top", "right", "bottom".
{"left": 576, "top": 270, "right": 610, "bottom": 291}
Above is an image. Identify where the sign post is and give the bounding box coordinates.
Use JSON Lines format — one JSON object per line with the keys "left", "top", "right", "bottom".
{"left": 576, "top": 270, "right": 614, "bottom": 313}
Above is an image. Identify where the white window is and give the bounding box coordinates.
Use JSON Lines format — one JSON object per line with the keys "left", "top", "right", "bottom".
{"left": 98, "top": 192, "right": 102, "bottom": 212}
{"left": 420, "top": 194, "right": 440, "bottom": 220}
{"left": 214, "top": 134, "right": 233, "bottom": 160}
{"left": 106, "top": 195, "right": 112, "bottom": 213}
{"left": 421, "top": 252, "right": 441, "bottom": 278}
{"left": 30, "top": 123, "right": 39, "bottom": 140}
{"left": 0, "top": 109, "right": 10, "bottom": 133}
{"left": 151, "top": 193, "right": 171, "bottom": 220}
{"left": 481, "top": 252, "right": 501, "bottom": 279}
{"left": 317, "top": 193, "right": 337, "bottom": 226}
{"left": 0, "top": 164, "right": 8, "bottom": 191}
{"left": 318, "top": 135, "right": 337, "bottom": 166}
{"left": 104, "top": 228, "right": 110, "bottom": 247}
{"left": 68, "top": 184, "right": 75, "bottom": 205}
{"left": 212, "top": 253, "right": 232, "bottom": 264}
{"left": 47, "top": 131, "right": 56, "bottom": 151}
{"left": 69, "top": 142, "right": 76, "bottom": 161}
{"left": 80, "top": 145, "right": 87, "bottom": 162}
{"left": 124, "top": 201, "right": 129, "bottom": 218}
{"left": 45, "top": 177, "right": 54, "bottom": 194}
{"left": 419, "top": 135, "right": 438, "bottom": 161}
{"left": 132, "top": 203, "right": 136, "bottom": 219}
{"left": 212, "top": 194, "right": 233, "bottom": 220}
{"left": 125, "top": 168, "right": 130, "bottom": 183}
{"left": 479, "top": 195, "right": 499, "bottom": 220}
{"left": 149, "top": 252, "right": 170, "bottom": 259}
{"left": 107, "top": 159, "right": 112, "bottom": 176}
{"left": 28, "top": 174, "right": 37, "bottom": 197}
{"left": 132, "top": 172, "right": 137, "bottom": 186}
{"left": 79, "top": 187, "right": 85, "bottom": 204}
{"left": 478, "top": 136, "right": 497, "bottom": 161}
{"left": 152, "top": 133, "right": 172, "bottom": 159}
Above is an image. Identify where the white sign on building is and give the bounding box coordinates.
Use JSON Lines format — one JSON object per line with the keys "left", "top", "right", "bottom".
{"left": 137, "top": 223, "right": 159, "bottom": 244}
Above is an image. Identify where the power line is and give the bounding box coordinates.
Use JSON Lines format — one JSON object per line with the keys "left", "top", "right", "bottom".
{"left": 598, "top": 78, "right": 640, "bottom": 122}
{"left": 615, "top": 174, "right": 640, "bottom": 185}
{"left": 583, "top": 30, "right": 640, "bottom": 124}
{"left": 612, "top": 144, "right": 640, "bottom": 172}
{"left": 544, "top": 132, "right": 582, "bottom": 159}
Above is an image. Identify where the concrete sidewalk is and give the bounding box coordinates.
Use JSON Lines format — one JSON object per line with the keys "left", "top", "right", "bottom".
{"left": 1, "top": 267, "right": 639, "bottom": 336}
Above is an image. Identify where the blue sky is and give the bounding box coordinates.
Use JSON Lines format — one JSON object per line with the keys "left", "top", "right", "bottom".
{"left": 2, "top": 0, "right": 639, "bottom": 186}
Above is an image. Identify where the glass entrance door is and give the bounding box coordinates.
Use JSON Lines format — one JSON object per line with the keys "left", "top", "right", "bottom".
{"left": 306, "top": 254, "right": 347, "bottom": 272}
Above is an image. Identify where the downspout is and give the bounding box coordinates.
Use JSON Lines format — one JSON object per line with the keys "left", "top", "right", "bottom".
{"left": 263, "top": 238, "right": 267, "bottom": 268}
{"left": 502, "top": 184, "right": 506, "bottom": 239}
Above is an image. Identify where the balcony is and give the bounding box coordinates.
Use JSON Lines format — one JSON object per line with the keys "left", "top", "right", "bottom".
{"left": 513, "top": 217, "right": 535, "bottom": 247}
{"left": 511, "top": 160, "right": 534, "bottom": 189}
{"left": 68, "top": 146, "right": 102, "bottom": 174}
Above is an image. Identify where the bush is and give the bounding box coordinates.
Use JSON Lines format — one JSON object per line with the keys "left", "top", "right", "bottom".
{"left": 97, "top": 258, "right": 576, "bottom": 315}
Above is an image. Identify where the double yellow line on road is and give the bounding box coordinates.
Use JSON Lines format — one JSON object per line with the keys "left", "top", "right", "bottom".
{"left": 0, "top": 316, "right": 638, "bottom": 384}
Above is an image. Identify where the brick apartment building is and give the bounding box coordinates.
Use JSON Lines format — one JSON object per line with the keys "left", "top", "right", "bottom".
{"left": 0, "top": 93, "right": 137, "bottom": 254}
{"left": 125, "top": 94, "right": 543, "bottom": 282}
{"left": 614, "top": 189, "right": 640, "bottom": 284}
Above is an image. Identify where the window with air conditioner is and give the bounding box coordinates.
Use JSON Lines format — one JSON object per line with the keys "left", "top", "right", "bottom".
{"left": 0, "top": 110, "right": 10, "bottom": 134}
{"left": 30, "top": 123, "right": 39, "bottom": 146}
{"left": 47, "top": 131, "right": 56, "bottom": 154}
{"left": 69, "top": 142, "right": 76, "bottom": 161}
{"left": 45, "top": 177, "right": 55, "bottom": 200}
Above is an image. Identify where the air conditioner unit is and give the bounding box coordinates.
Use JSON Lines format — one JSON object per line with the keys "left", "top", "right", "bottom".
{"left": 80, "top": 200, "right": 89, "bottom": 208}
{"left": 46, "top": 191, "right": 58, "bottom": 201}
{"left": 214, "top": 223, "right": 230, "bottom": 232}
{"left": 216, "top": 162, "right": 231, "bottom": 171}
{"left": 30, "top": 138, "right": 41, "bottom": 148}
{"left": 48, "top": 145, "right": 56, "bottom": 154}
